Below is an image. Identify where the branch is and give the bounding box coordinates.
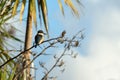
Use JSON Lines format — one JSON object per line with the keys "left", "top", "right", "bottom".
{"left": 13, "top": 29, "right": 84, "bottom": 79}
{"left": 13, "top": 41, "right": 58, "bottom": 80}
{"left": 41, "top": 29, "right": 84, "bottom": 80}
{"left": 0, "top": 37, "right": 61, "bottom": 68}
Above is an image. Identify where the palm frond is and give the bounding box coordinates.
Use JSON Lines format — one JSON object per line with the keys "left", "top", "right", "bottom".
{"left": 12, "top": 0, "right": 19, "bottom": 16}
{"left": 64, "top": 0, "right": 79, "bottom": 16}
{"left": 30, "top": 0, "right": 37, "bottom": 27}
{"left": 39, "top": 0, "right": 49, "bottom": 37}
{"left": 58, "top": 0, "right": 64, "bottom": 15}
{"left": 20, "top": 0, "right": 26, "bottom": 21}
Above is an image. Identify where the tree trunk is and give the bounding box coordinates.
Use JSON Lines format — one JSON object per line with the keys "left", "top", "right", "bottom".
{"left": 23, "top": 0, "right": 32, "bottom": 80}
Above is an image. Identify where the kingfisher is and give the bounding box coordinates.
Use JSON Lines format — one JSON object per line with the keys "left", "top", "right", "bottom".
{"left": 35, "top": 30, "right": 46, "bottom": 48}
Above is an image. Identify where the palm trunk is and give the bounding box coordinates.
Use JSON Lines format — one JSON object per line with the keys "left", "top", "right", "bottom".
{"left": 23, "top": 0, "right": 32, "bottom": 80}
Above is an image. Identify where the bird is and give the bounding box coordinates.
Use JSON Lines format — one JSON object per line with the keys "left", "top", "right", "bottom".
{"left": 35, "top": 30, "right": 46, "bottom": 48}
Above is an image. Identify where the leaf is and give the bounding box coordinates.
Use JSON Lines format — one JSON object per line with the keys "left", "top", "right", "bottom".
{"left": 30, "top": 0, "right": 37, "bottom": 27}
{"left": 76, "top": 0, "right": 81, "bottom": 4}
{"left": 0, "top": 53, "right": 6, "bottom": 63}
{"left": 57, "top": 38, "right": 64, "bottom": 44}
{"left": 40, "top": 0, "right": 49, "bottom": 37}
{"left": 1, "top": 51, "right": 15, "bottom": 68}
{"left": 1, "top": 67, "right": 7, "bottom": 80}
{"left": 37, "top": 0, "right": 42, "bottom": 25}
{"left": 0, "top": 69, "right": 2, "bottom": 80}
{"left": 61, "top": 30, "right": 66, "bottom": 37}
{"left": 8, "top": 66, "right": 16, "bottom": 80}
{"left": 64, "top": 0, "right": 79, "bottom": 16}
{"left": 3, "top": 39, "right": 17, "bottom": 49}
{"left": 74, "top": 41, "right": 79, "bottom": 47}
{"left": 58, "top": 0, "right": 64, "bottom": 15}
{"left": 12, "top": 0, "right": 19, "bottom": 16}
{"left": 0, "top": 0, "right": 6, "bottom": 11}
{"left": 20, "top": 0, "right": 26, "bottom": 21}
{"left": 3, "top": 15, "right": 12, "bottom": 22}
{"left": 0, "top": 26, "right": 11, "bottom": 38}
{"left": 10, "top": 35, "right": 24, "bottom": 43}
{"left": 76, "top": 0, "right": 84, "bottom": 7}
{"left": 58, "top": 60, "right": 64, "bottom": 67}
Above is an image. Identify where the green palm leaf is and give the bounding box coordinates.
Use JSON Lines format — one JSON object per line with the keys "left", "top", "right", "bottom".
{"left": 39, "top": 0, "right": 49, "bottom": 37}
{"left": 58, "top": 0, "right": 64, "bottom": 15}
{"left": 12, "top": 0, "right": 19, "bottom": 16}
{"left": 30, "top": 0, "right": 37, "bottom": 27}
{"left": 64, "top": 0, "right": 79, "bottom": 16}
{"left": 20, "top": 0, "right": 26, "bottom": 21}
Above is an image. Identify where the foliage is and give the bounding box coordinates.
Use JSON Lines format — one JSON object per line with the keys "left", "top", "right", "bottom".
{"left": 12, "top": 0, "right": 81, "bottom": 37}
{"left": 0, "top": 29, "right": 84, "bottom": 80}
{"left": 0, "top": 0, "right": 23, "bottom": 80}
{"left": 0, "top": 0, "right": 82, "bottom": 80}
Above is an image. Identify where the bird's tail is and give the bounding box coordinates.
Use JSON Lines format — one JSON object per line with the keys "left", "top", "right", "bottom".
{"left": 33, "top": 42, "right": 37, "bottom": 48}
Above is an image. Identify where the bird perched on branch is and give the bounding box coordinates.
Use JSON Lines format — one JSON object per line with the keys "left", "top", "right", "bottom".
{"left": 35, "top": 30, "right": 46, "bottom": 48}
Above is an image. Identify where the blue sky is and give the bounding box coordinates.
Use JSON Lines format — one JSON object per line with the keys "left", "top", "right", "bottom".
{"left": 46, "top": 0, "right": 120, "bottom": 80}
{"left": 8, "top": 0, "right": 120, "bottom": 80}
{"left": 57, "top": 0, "right": 120, "bottom": 80}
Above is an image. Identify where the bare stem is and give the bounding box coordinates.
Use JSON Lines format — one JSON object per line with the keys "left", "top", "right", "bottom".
{"left": 0, "top": 37, "right": 60, "bottom": 68}
{"left": 41, "top": 29, "right": 84, "bottom": 80}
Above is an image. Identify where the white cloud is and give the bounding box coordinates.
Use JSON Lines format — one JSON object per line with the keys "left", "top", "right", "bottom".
{"left": 51, "top": 0, "right": 120, "bottom": 80}
{"left": 89, "top": 0, "right": 101, "bottom": 4}
{"left": 32, "top": 0, "right": 120, "bottom": 80}
{"left": 88, "top": 1, "right": 120, "bottom": 80}
{"left": 51, "top": 47, "right": 120, "bottom": 80}
{"left": 92, "top": 8, "right": 120, "bottom": 37}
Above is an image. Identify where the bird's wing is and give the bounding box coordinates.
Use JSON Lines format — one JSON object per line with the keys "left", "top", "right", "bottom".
{"left": 35, "top": 34, "right": 42, "bottom": 45}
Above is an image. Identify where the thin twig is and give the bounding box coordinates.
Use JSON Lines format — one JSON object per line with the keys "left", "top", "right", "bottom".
{"left": 0, "top": 37, "right": 60, "bottom": 68}
{"left": 41, "top": 29, "right": 84, "bottom": 80}
{"left": 13, "top": 41, "right": 58, "bottom": 80}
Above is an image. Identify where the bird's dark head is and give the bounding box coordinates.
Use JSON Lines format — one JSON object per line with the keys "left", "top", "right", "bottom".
{"left": 38, "top": 30, "right": 43, "bottom": 33}
{"left": 38, "top": 30, "right": 46, "bottom": 35}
